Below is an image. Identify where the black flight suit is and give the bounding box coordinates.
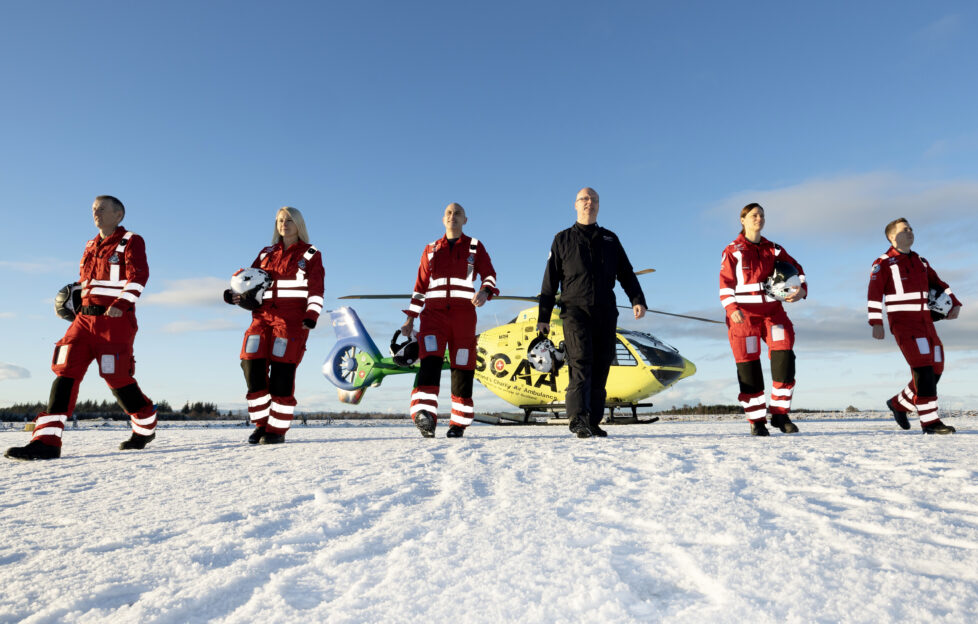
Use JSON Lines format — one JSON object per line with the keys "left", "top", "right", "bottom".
{"left": 538, "top": 222, "right": 646, "bottom": 430}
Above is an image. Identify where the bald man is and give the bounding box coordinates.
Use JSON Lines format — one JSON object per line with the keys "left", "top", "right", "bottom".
{"left": 400, "top": 203, "right": 499, "bottom": 438}
{"left": 538, "top": 188, "right": 647, "bottom": 438}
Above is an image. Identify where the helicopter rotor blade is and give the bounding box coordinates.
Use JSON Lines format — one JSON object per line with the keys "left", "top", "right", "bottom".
{"left": 338, "top": 294, "right": 413, "bottom": 300}
{"left": 635, "top": 268, "right": 656, "bottom": 275}
{"left": 620, "top": 306, "right": 724, "bottom": 324}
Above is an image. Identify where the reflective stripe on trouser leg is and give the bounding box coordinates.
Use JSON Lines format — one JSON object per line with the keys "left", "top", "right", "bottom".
{"left": 916, "top": 395, "right": 940, "bottom": 425}
{"left": 768, "top": 381, "right": 794, "bottom": 415}
{"left": 450, "top": 395, "right": 474, "bottom": 427}
{"left": 410, "top": 386, "right": 439, "bottom": 424}
{"left": 247, "top": 391, "right": 271, "bottom": 426}
{"left": 265, "top": 396, "right": 296, "bottom": 434}
{"left": 31, "top": 413, "right": 69, "bottom": 447}
{"left": 129, "top": 405, "right": 157, "bottom": 435}
{"left": 893, "top": 382, "right": 917, "bottom": 412}
{"left": 739, "top": 392, "right": 767, "bottom": 422}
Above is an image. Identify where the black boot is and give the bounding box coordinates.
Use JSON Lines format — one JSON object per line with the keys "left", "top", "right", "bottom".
{"left": 589, "top": 422, "right": 608, "bottom": 437}
{"left": 414, "top": 411, "right": 436, "bottom": 438}
{"left": 770, "top": 414, "right": 799, "bottom": 434}
{"left": 248, "top": 425, "right": 265, "bottom": 445}
{"left": 886, "top": 398, "right": 911, "bottom": 430}
{"left": 750, "top": 421, "right": 770, "bottom": 437}
{"left": 119, "top": 432, "right": 155, "bottom": 450}
{"left": 922, "top": 421, "right": 956, "bottom": 435}
{"left": 5, "top": 440, "right": 61, "bottom": 460}
{"left": 446, "top": 425, "right": 465, "bottom": 438}
{"left": 569, "top": 416, "right": 593, "bottom": 439}
{"left": 259, "top": 432, "right": 286, "bottom": 444}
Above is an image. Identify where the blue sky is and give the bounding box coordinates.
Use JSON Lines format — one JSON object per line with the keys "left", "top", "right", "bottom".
{"left": 2, "top": 1, "right": 976, "bottom": 415}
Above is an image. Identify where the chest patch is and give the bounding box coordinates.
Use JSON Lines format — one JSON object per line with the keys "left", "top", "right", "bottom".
{"left": 108, "top": 253, "right": 120, "bottom": 264}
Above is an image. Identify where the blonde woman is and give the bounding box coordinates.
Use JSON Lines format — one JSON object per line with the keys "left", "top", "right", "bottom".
{"left": 224, "top": 207, "right": 325, "bottom": 444}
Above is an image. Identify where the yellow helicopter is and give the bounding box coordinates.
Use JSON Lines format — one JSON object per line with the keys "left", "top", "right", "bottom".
{"left": 322, "top": 286, "right": 721, "bottom": 424}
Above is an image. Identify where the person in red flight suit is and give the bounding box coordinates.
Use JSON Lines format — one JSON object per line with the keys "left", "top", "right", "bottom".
{"left": 399, "top": 203, "right": 498, "bottom": 438}
{"left": 225, "top": 206, "right": 324, "bottom": 445}
{"left": 869, "top": 218, "right": 962, "bottom": 434}
{"left": 6, "top": 196, "right": 158, "bottom": 461}
{"left": 719, "top": 202, "right": 807, "bottom": 437}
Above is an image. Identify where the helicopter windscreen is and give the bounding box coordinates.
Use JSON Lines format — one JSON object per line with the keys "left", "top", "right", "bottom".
{"left": 619, "top": 331, "right": 685, "bottom": 369}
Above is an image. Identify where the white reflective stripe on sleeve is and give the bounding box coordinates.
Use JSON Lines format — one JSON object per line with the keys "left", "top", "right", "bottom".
{"left": 307, "top": 303, "right": 323, "bottom": 314}
{"left": 36, "top": 414, "right": 68, "bottom": 426}
{"left": 884, "top": 292, "right": 925, "bottom": 302}
{"left": 412, "top": 292, "right": 426, "bottom": 301}
{"left": 429, "top": 277, "right": 448, "bottom": 288}
{"left": 270, "top": 402, "right": 295, "bottom": 415}
{"left": 868, "top": 312, "right": 883, "bottom": 320}
{"left": 267, "top": 415, "right": 293, "bottom": 429}
{"left": 276, "top": 279, "right": 308, "bottom": 288}
{"left": 719, "top": 288, "right": 736, "bottom": 297}
{"left": 482, "top": 276, "right": 496, "bottom": 286}
{"left": 131, "top": 423, "right": 155, "bottom": 435}
{"left": 867, "top": 301, "right": 883, "bottom": 310}
{"left": 887, "top": 304, "right": 925, "bottom": 312}
{"left": 409, "top": 303, "right": 423, "bottom": 313}
{"left": 275, "top": 291, "right": 309, "bottom": 298}
{"left": 125, "top": 282, "right": 145, "bottom": 293}
{"left": 119, "top": 292, "right": 139, "bottom": 303}
{"left": 451, "top": 402, "right": 474, "bottom": 413}
{"left": 307, "top": 296, "right": 324, "bottom": 305}
{"left": 721, "top": 297, "right": 736, "bottom": 308}
{"left": 449, "top": 278, "right": 474, "bottom": 287}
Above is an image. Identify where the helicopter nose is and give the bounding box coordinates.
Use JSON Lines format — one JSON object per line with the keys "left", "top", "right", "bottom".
{"left": 679, "top": 358, "right": 697, "bottom": 380}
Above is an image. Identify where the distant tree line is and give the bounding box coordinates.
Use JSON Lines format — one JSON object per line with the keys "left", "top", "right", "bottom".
{"left": 0, "top": 400, "right": 233, "bottom": 422}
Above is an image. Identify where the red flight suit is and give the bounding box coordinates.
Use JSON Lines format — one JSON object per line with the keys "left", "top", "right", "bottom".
{"left": 33, "top": 226, "right": 156, "bottom": 447}
{"left": 240, "top": 241, "right": 324, "bottom": 435}
{"left": 867, "top": 247, "right": 961, "bottom": 425}
{"left": 719, "top": 234, "right": 807, "bottom": 422}
{"left": 404, "top": 234, "right": 497, "bottom": 428}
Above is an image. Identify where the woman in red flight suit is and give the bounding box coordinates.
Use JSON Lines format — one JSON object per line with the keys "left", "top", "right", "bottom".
{"left": 225, "top": 207, "right": 324, "bottom": 445}
{"left": 719, "top": 203, "right": 807, "bottom": 436}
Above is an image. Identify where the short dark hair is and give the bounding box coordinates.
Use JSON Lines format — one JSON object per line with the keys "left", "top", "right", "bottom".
{"left": 95, "top": 195, "right": 125, "bottom": 215}
{"left": 884, "top": 217, "right": 909, "bottom": 242}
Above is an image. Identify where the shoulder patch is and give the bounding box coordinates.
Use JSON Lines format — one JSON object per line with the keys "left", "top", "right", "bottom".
{"left": 871, "top": 263, "right": 881, "bottom": 274}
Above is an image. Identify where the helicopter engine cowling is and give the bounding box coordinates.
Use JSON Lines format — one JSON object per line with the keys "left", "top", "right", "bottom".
{"left": 337, "top": 388, "right": 366, "bottom": 404}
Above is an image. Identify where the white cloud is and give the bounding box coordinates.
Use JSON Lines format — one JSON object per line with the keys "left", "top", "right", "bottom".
{"left": 0, "top": 363, "right": 31, "bottom": 381}
{"left": 0, "top": 258, "right": 76, "bottom": 274}
{"left": 141, "top": 277, "right": 230, "bottom": 307}
{"left": 161, "top": 319, "right": 241, "bottom": 334}
{"left": 915, "top": 14, "right": 962, "bottom": 44}
{"left": 714, "top": 172, "right": 978, "bottom": 237}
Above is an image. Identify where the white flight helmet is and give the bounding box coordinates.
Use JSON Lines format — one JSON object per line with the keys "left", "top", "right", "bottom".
{"left": 764, "top": 261, "right": 803, "bottom": 302}
{"left": 230, "top": 268, "right": 272, "bottom": 311}
{"left": 527, "top": 333, "right": 565, "bottom": 374}
{"left": 928, "top": 288, "right": 953, "bottom": 321}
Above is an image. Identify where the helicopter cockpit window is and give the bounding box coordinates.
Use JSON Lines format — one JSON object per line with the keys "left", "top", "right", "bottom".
{"left": 620, "top": 331, "right": 685, "bottom": 368}
{"left": 613, "top": 340, "right": 637, "bottom": 366}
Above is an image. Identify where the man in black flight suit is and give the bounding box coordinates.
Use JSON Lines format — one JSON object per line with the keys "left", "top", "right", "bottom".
{"left": 537, "top": 187, "right": 647, "bottom": 438}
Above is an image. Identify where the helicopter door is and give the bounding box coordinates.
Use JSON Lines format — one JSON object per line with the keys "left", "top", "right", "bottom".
{"left": 612, "top": 339, "right": 638, "bottom": 366}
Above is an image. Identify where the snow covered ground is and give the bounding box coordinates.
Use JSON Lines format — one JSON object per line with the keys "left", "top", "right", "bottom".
{"left": 2, "top": 415, "right": 978, "bottom": 624}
